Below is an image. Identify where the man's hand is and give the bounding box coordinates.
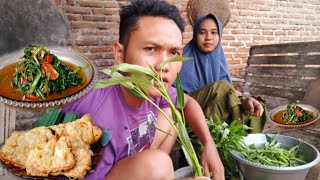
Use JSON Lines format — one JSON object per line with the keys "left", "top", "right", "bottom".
{"left": 200, "top": 141, "right": 225, "bottom": 180}
{"left": 242, "top": 97, "right": 264, "bottom": 117}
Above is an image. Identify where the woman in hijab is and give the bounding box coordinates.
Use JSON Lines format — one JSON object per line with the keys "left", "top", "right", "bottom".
{"left": 179, "top": 14, "right": 266, "bottom": 132}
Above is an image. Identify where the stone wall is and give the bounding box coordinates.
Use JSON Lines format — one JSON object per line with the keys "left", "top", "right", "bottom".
{"left": 0, "top": 0, "right": 69, "bottom": 55}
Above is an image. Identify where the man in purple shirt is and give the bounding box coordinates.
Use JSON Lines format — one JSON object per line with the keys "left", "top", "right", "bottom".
{"left": 64, "top": 0, "right": 224, "bottom": 179}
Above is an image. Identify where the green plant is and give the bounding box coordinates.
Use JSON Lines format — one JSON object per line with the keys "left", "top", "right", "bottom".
{"left": 190, "top": 116, "right": 251, "bottom": 174}
{"left": 95, "top": 56, "right": 203, "bottom": 176}
{"left": 240, "top": 134, "right": 307, "bottom": 167}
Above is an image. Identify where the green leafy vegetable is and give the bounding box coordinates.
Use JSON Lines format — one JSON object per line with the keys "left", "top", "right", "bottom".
{"left": 62, "top": 112, "right": 81, "bottom": 123}
{"left": 190, "top": 116, "right": 307, "bottom": 177}
{"left": 282, "top": 103, "right": 314, "bottom": 124}
{"left": 240, "top": 134, "right": 307, "bottom": 167}
{"left": 12, "top": 44, "right": 83, "bottom": 101}
{"left": 32, "top": 108, "right": 81, "bottom": 128}
{"left": 33, "top": 108, "right": 63, "bottom": 128}
{"left": 190, "top": 116, "right": 251, "bottom": 173}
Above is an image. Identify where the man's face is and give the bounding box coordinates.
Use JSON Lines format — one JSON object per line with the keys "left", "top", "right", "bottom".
{"left": 116, "top": 16, "right": 183, "bottom": 96}
{"left": 196, "top": 18, "right": 220, "bottom": 54}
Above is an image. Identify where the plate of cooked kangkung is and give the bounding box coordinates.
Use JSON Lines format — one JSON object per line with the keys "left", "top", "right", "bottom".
{"left": 0, "top": 44, "right": 97, "bottom": 109}
{"left": 269, "top": 103, "right": 320, "bottom": 128}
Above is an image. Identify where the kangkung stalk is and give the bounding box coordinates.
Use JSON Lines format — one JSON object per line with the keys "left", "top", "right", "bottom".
{"left": 95, "top": 56, "right": 203, "bottom": 176}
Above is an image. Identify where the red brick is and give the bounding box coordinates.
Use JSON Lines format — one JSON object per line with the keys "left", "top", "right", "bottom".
{"left": 227, "top": 59, "right": 241, "bottom": 64}
{"left": 66, "top": 0, "right": 74, "bottom": 6}
{"left": 262, "top": 31, "right": 274, "bottom": 35}
{"left": 65, "top": 7, "right": 91, "bottom": 14}
{"left": 91, "top": 46, "right": 113, "bottom": 53}
{"left": 231, "top": 30, "right": 245, "bottom": 34}
{"left": 229, "top": 42, "right": 244, "bottom": 47}
{"left": 224, "top": 54, "right": 232, "bottom": 59}
{"left": 234, "top": 53, "right": 248, "bottom": 58}
{"left": 55, "top": 0, "right": 320, "bottom": 79}
{"left": 106, "top": 16, "right": 120, "bottom": 23}
{"left": 240, "top": 10, "right": 254, "bottom": 16}
{"left": 72, "top": 46, "right": 89, "bottom": 53}
{"left": 67, "top": 14, "right": 81, "bottom": 21}
{"left": 88, "top": 54, "right": 104, "bottom": 60}
{"left": 97, "top": 59, "right": 115, "bottom": 67}
{"left": 288, "top": 31, "right": 301, "bottom": 36}
{"left": 84, "top": 31, "right": 111, "bottom": 37}
{"left": 251, "top": 0, "right": 265, "bottom": 5}
{"left": 97, "top": 23, "right": 119, "bottom": 30}
{"left": 79, "top": 1, "right": 105, "bottom": 8}
{"left": 71, "top": 22, "right": 96, "bottom": 29}
{"left": 104, "top": 2, "right": 120, "bottom": 8}
{"left": 222, "top": 35, "right": 236, "bottom": 40}
{"left": 93, "top": 9, "right": 116, "bottom": 15}
{"left": 75, "top": 40, "right": 100, "bottom": 46}
{"left": 103, "top": 39, "right": 117, "bottom": 45}
{"left": 238, "top": 48, "right": 250, "bottom": 53}
{"left": 275, "top": 31, "right": 286, "bottom": 36}
{"left": 105, "top": 52, "right": 115, "bottom": 59}
{"left": 237, "top": 36, "right": 251, "bottom": 40}
{"left": 83, "top": 15, "right": 106, "bottom": 22}
{"left": 224, "top": 48, "right": 237, "bottom": 52}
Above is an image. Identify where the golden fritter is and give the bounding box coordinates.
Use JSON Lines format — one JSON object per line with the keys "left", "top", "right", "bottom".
{"left": 0, "top": 114, "right": 103, "bottom": 179}
{"left": 0, "top": 127, "right": 55, "bottom": 169}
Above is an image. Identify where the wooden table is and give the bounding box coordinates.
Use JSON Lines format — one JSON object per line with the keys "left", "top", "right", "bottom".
{"left": 0, "top": 103, "right": 43, "bottom": 180}
{"left": 263, "top": 118, "right": 320, "bottom": 180}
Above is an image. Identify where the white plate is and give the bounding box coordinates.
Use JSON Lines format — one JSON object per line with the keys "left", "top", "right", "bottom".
{"left": 0, "top": 47, "right": 98, "bottom": 109}
{"left": 268, "top": 104, "right": 319, "bottom": 128}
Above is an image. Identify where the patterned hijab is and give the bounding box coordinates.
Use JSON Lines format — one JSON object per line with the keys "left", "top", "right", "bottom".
{"left": 179, "top": 14, "right": 231, "bottom": 93}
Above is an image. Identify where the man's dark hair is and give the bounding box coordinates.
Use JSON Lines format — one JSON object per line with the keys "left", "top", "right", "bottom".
{"left": 119, "top": 0, "right": 185, "bottom": 46}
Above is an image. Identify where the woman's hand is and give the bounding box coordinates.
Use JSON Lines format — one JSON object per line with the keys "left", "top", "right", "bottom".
{"left": 242, "top": 97, "right": 264, "bottom": 117}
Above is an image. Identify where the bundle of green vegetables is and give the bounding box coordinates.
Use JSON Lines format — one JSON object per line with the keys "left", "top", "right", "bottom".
{"left": 190, "top": 117, "right": 251, "bottom": 173}
{"left": 190, "top": 116, "right": 307, "bottom": 178}
{"left": 95, "top": 56, "right": 204, "bottom": 177}
{"left": 282, "top": 103, "right": 314, "bottom": 124}
{"left": 12, "top": 44, "right": 83, "bottom": 101}
{"left": 240, "top": 135, "right": 307, "bottom": 167}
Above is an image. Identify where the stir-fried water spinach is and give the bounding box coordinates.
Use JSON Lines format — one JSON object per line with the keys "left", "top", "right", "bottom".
{"left": 282, "top": 103, "right": 314, "bottom": 124}
{"left": 12, "top": 44, "right": 83, "bottom": 101}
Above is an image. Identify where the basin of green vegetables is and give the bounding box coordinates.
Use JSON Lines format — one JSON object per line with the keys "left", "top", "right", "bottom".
{"left": 230, "top": 133, "right": 320, "bottom": 180}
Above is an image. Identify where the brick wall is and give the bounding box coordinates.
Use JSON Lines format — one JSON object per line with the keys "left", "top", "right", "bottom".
{"left": 225, "top": 0, "right": 320, "bottom": 79}
{"left": 50, "top": 0, "right": 320, "bottom": 80}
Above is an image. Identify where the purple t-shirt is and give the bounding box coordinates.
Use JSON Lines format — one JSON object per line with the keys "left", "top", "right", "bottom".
{"left": 63, "top": 85, "right": 177, "bottom": 179}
